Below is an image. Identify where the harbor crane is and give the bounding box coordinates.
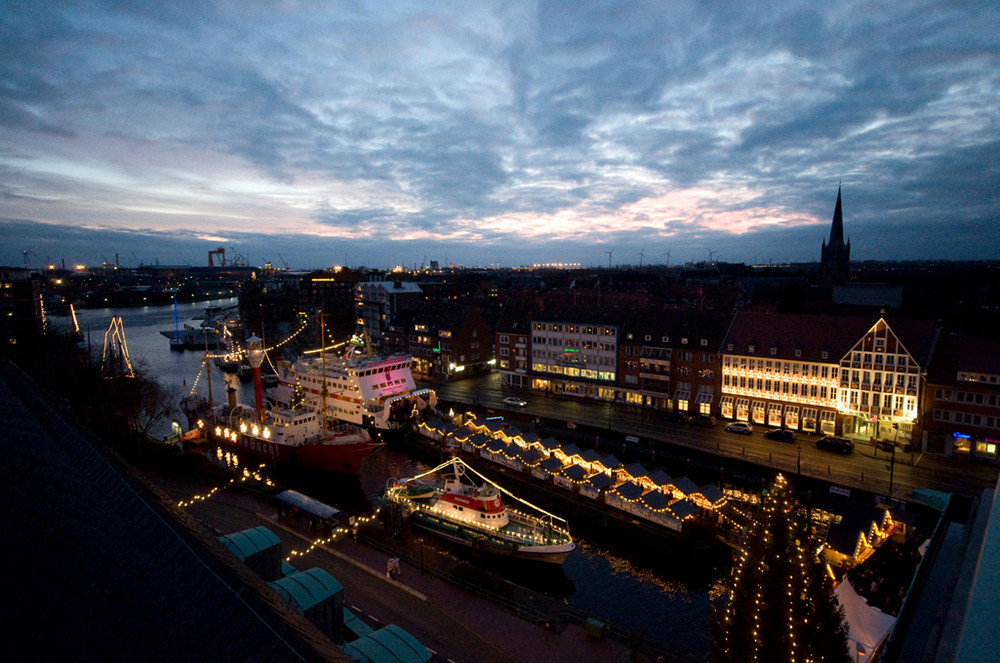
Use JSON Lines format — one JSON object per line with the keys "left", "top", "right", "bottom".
{"left": 208, "top": 247, "right": 226, "bottom": 267}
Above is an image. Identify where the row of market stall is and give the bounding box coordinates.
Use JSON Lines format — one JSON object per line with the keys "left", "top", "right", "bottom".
{"left": 417, "top": 417, "right": 726, "bottom": 532}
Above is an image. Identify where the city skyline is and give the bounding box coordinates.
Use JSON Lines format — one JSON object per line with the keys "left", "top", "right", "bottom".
{"left": 2, "top": 1, "right": 998, "bottom": 270}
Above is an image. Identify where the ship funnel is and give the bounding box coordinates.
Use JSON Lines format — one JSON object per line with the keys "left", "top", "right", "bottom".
{"left": 246, "top": 336, "right": 265, "bottom": 421}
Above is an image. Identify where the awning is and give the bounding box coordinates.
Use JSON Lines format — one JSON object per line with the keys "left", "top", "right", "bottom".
{"left": 276, "top": 489, "right": 341, "bottom": 522}
{"left": 673, "top": 390, "right": 691, "bottom": 402}
{"left": 696, "top": 392, "right": 713, "bottom": 405}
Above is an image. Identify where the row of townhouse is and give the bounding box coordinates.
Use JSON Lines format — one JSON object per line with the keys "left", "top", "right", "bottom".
{"left": 493, "top": 304, "right": 1000, "bottom": 462}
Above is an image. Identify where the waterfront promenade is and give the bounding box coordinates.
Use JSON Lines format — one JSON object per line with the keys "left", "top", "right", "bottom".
{"left": 156, "top": 474, "right": 656, "bottom": 663}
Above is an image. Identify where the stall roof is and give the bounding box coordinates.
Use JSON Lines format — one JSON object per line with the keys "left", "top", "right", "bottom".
{"left": 344, "top": 624, "right": 429, "bottom": 663}
{"left": 219, "top": 526, "right": 280, "bottom": 560}
{"left": 615, "top": 481, "right": 645, "bottom": 501}
{"left": 276, "top": 490, "right": 341, "bottom": 522}
{"left": 270, "top": 568, "right": 343, "bottom": 612}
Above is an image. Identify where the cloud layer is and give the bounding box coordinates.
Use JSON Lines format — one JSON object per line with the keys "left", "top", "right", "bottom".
{"left": 2, "top": 0, "right": 998, "bottom": 268}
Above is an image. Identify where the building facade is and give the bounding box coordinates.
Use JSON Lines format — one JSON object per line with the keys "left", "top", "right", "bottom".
{"left": 720, "top": 310, "right": 939, "bottom": 441}
{"left": 922, "top": 334, "right": 1000, "bottom": 462}
{"left": 529, "top": 317, "right": 619, "bottom": 400}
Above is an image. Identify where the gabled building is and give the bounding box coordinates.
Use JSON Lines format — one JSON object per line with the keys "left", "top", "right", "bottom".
{"left": 720, "top": 308, "right": 940, "bottom": 442}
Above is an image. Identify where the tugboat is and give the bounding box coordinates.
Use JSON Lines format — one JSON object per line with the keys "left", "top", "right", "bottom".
{"left": 205, "top": 335, "right": 381, "bottom": 474}
{"left": 383, "top": 456, "right": 576, "bottom": 565}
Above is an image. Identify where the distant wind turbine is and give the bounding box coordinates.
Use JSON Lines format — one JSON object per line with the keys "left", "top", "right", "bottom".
{"left": 605, "top": 248, "right": 615, "bottom": 268}
{"left": 638, "top": 248, "right": 646, "bottom": 268}
{"left": 663, "top": 250, "right": 671, "bottom": 267}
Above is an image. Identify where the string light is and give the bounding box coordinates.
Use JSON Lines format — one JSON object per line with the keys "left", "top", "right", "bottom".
{"left": 176, "top": 461, "right": 274, "bottom": 508}
{"left": 284, "top": 510, "right": 382, "bottom": 561}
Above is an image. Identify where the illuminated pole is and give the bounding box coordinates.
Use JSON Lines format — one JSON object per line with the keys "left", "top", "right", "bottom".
{"left": 246, "top": 335, "right": 265, "bottom": 422}
{"left": 888, "top": 423, "right": 899, "bottom": 499}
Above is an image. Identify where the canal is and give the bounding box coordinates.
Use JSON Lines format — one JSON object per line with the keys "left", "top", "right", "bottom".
{"left": 56, "top": 300, "right": 728, "bottom": 660}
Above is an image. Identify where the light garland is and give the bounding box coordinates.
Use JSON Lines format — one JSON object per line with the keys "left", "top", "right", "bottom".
{"left": 176, "top": 462, "right": 274, "bottom": 508}
{"left": 284, "top": 510, "right": 382, "bottom": 561}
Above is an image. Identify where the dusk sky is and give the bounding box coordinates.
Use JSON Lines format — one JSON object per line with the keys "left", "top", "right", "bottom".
{"left": 2, "top": 1, "right": 998, "bottom": 271}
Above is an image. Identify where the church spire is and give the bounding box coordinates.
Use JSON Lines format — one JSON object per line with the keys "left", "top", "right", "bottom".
{"left": 829, "top": 186, "right": 844, "bottom": 246}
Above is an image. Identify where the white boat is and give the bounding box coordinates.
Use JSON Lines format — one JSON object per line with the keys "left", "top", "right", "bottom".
{"left": 272, "top": 336, "right": 437, "bottom": 431}
{"left": 382, "top": 456, "right": 576, "bottom": 565}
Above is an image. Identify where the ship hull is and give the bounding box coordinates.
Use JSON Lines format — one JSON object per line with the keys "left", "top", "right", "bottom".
{"left": 406, "top": 511, "right": 575, "bottom": 565}
{"left": 209, "top": 431, "right": 379, "bottom": 474}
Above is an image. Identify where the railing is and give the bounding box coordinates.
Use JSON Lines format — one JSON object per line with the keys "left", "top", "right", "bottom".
{"left": 359, "top": 529, "right": 703, "bottom": 662}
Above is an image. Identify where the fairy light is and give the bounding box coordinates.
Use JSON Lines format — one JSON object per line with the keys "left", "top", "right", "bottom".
{"left": 284, "top": 510, "right": 382, "bottom": 561}
{"left": 176, "top": 462, "right": 274, "bottom": 508}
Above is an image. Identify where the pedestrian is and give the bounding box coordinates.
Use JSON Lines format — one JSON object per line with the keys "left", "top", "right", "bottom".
{"left": 392, "top": 557, "right": 402, "bottom": 578}
{"left": 386, "top": 558, "right": 393, "bottom": 579}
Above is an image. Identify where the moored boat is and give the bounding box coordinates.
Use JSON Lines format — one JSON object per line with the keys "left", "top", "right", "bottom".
{"left": 382, "top": 456, "right": 576, "bottom": 565}
{"left": 206, "top": 402, "right": 380, "bottom": 473}
{"left": 272, "top": 335, "right": 437, "bottom": 431}
{"left": 203, "top": 335, "right": 381, "bottom": 474}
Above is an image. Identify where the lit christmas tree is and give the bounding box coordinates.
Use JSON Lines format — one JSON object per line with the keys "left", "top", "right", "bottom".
{"left": 712, "top": 474, "right": 850, "bottom": 663}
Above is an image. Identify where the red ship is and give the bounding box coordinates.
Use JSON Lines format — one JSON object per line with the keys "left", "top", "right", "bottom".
{"left": 204, "top": 335, "right": 381, "bottom": 474}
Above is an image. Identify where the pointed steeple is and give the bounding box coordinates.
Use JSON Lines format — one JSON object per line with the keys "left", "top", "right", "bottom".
{"left": 829, "top": 186, "right": 844, "bottom": 246}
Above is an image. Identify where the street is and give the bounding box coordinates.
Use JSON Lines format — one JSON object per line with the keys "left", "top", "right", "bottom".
{"left": 428, "top": 373, "right": 999, "bottom": 501}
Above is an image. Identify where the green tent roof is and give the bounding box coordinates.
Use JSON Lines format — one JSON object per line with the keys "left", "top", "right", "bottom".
{"left": 344, "top": 624, "right": 429, "bottom": 663}
{"left": 269, "top": 568, "right": 343, "bottom": 611}
{"left": 218, "top": 526, "right": 280, "bottom": 560}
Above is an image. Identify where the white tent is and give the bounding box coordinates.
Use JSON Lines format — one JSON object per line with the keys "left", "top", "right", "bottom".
{"left": 835, "top": 580, "right": 897, "bottom": 663}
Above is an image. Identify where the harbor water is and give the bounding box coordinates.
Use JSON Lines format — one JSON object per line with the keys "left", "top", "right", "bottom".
{"left": 57, "top": 300, "right": 726, "bottom": 659}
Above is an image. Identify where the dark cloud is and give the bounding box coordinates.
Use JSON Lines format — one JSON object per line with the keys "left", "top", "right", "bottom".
{"left": 0, "top": 1, "right": 997, "bottom": 268}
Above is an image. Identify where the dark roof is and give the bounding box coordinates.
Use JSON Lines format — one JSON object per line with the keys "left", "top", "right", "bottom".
{"left": 927, "top": 333, "right": 1000, "bottom": 387}
{"left": 0, "top": 362, "right": 348, "bottom": 663}
{"left": 724, "top": 308, "right": 942, "bottom": 365}
{"left": 615, "top": 481, "right": 645, "bottom": 501}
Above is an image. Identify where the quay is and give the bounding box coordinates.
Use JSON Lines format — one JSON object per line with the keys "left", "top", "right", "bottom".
{"left": 156, "top": 473, "right": 666, "bottom": 663}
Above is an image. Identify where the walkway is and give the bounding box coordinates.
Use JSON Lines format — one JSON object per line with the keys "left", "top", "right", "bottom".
{"left": 154, "top": 475, "right": 652, "bottom": 663}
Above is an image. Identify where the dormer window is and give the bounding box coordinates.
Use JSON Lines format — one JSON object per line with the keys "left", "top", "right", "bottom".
{"left": 794, "top": 349, "right": 802, "bottom": 358}
{"left": 749, "top": 345, "right": 755, "bottom": 354}
{"left": 770, "top": 346, "right": 777, "bottom": 355}
{"left": 701, "top": 339, "right": 708, "bottom": 347}
{"left": 682, "top": 337, "right": 689, "bottom": 345}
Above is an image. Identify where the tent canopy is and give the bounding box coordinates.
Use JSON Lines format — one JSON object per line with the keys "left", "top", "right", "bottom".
{"left": 835, "top": 580, "right": 896, "bottom": 663}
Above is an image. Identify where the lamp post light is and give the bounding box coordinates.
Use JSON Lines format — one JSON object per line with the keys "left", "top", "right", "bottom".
{"left": 888, "top": 423, "right": 899, "bottom": 500}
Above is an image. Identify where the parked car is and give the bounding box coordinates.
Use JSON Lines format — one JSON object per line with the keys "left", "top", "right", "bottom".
{"left": 664, "top": 410, "right": 688, "bottom": 423}
{"left": 764, "top": 429, "right": 796, "bottom": 443}
{"left": 691, "top": 415, "right": 716, "bottom": 428}
{"left": 725, "top": 422, "right": 753, "bottom": 435}
{"left": 816, "top": 436, "right": 854, "bottom": 454}
{"left": 502, "top": 396, "right": 527, "bottom": 407}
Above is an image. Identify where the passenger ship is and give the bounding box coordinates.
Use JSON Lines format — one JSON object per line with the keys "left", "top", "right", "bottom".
{"left": 382, "top": 457, "right": 576, "bottom": 565}
{"left": 272, "top": 337, "right": 437, "bottom": 431}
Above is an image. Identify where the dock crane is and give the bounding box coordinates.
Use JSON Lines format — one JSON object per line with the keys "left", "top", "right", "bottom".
{"left": 208, "top": 247, "right": 226, "bottom": 267}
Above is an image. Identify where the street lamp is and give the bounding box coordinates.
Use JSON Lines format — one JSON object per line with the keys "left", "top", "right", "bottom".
{"left": 888, "top": 423, "right": 899, "bottom": 499}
